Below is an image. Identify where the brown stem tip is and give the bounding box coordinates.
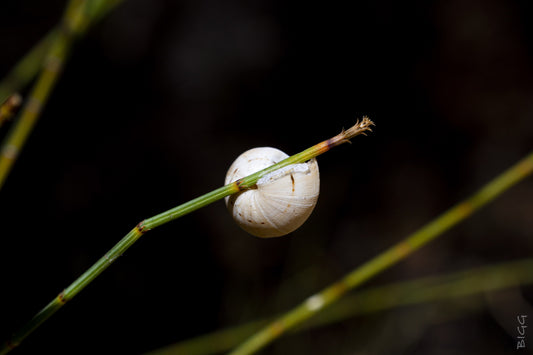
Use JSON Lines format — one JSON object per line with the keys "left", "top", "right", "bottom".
{"left": 332, "top": 116, "right": 374, "bottom": 146}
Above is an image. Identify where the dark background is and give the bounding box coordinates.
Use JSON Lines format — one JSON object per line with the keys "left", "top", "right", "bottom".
{"left": 1, "top": 0, "right": 532, "bottom": 354}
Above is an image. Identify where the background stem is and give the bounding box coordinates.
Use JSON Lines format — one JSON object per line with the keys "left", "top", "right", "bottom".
{"left": 0, "top": 0, "right": 125, "bottom": 191}
{"left": 0, "top": 0, "right": 87, "bottom": 191}
{"left": 0, "top": 0, "right": 124, "bottom": 103}
{"left": 147, "top": 258, "right": 533, "bottom": 355}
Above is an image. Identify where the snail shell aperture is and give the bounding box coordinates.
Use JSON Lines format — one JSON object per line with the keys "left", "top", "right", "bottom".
{"left": 224, "top": 147, "right": 320, "bottom": 238}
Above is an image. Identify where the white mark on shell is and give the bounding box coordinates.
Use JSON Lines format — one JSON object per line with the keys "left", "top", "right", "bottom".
{"left": 257, "top": 163, "right": 310, "bottom": 186}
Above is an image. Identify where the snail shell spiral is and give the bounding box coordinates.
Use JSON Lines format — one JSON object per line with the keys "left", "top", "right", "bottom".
{"left": 225, "top": 147, "right": 320, "bottom": 238}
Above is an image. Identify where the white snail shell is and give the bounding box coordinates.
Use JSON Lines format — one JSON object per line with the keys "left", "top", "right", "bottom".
{"left": 224, "top": 147, "right": 320, "bottom": 238}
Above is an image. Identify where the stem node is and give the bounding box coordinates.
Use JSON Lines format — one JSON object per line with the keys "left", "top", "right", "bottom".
{"left": 56, "top": 291, "right": 67, "bottom": 305}
{"left": 136, "top": 220, "right": 149, "bottom": 234}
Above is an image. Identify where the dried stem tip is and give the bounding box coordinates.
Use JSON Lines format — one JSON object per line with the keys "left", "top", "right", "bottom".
{"left": 307, "top": 117, "right": 374, "bottom": 159}
{"left": 330, "top": 116, "right": 374, "bottom": 147}
{"left": 345, "top": 116, "right": 374, "bottom": 139}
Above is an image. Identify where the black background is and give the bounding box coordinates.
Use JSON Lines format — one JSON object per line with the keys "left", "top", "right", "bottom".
{"left": 1, "top": 0, "right": 532, "bottom": 354}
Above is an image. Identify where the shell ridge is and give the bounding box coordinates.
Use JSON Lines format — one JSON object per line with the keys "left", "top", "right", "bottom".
{"left": 254, "top": 192, "right": 282, "bottom": 233}
{"left": 260, "top": 193, "right": 317, "bottom": 207}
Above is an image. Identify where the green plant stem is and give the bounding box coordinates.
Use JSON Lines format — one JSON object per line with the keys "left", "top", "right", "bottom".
{"left": 0, "top": 0, "right": 125, "bottom": 191}
{"left": 0, "top": 0, "right": 124, "bottom": 103}
{"left": 0, "top": 119, "right": 373, "bottom": 354}
{"left": 301, "top": 258, "right": 533, "bottom": 331}
{"left": 146, "top": 258, "right": 533, "bottom": 355}
{"left": 0, "top": 31, "right": 56, "bottom": 104}
{"left": 0, "top": 0, "right": 87, "bottom": 191}
{"left": 229, "top": 150, "right": 533, "bottom": 355}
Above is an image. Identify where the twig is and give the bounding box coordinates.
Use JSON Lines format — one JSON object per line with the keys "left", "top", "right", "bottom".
{"left": 146, "top": 259, "right": 533, "bottom": 355}
{"left": 0, "top": 0, "right": 124, "bottom": 103}
{"left": 228, "top": 149, "right": 533, "bottom": 355}
{"left": 0, "top": 0, "right": 125, "bottom": 191}
{"left": 0, "top": 0, "right": 88, "bottom": 191}
{"left": 0, "top": 31, "right": 55, "bottom": 104}
{"left": 0, "top": 119, "right": 373, "bottom": 354}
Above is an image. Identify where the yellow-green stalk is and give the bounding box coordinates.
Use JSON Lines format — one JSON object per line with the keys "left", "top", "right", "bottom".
{"left": 148, "top": 258, "right": 533, "bottom": 355}
{"left": 0, "top": 0, "right": 125, "bottom": 191}
{"left": 0, "top": 0, "right": 88, "bottom": 191}
{"left": 0, "top": 0, "right": 124, "bottom": 103}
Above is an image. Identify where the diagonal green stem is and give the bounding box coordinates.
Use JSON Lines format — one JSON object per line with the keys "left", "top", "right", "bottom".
{"left": 0, "top": 0, "right": 125, "bottom": 191}
{"left": 228, "top": 150, "right": 533, "bottom": 355}
{"left": 0, "top": 119, "right": 373, "bottom": 354}
{"left": 0, "top": 0, "right": 87, "bottom": 191}
{"left": 0, "top": 31, "right": 56, "bottom": 104}
{"left": 146, "top": 258, "right": 533, "bottom": 355}
{"left": 0, "top": 0, "right": 124, "bottom": 103}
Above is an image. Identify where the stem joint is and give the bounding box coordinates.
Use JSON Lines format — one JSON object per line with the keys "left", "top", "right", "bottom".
{"left": 136, "top": 220, "right": 149, "bottom": 234}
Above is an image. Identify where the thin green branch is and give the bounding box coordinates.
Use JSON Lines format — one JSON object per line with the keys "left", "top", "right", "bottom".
{"left": 0, "top": 119, "right": 374, "bottom": 354}
{"left": 300, "top": 258, "right": 533, "bottom": 331}
{"left": 146, "top": 258, "right": 533, "bottom": 355}
{"left": 0, "top": 0, "right": 125, "bottom": 191}
{"left": 0, "top": 0, "right": 124, "bottom": 103}
{"left": 0, "top": 31, "right": 55, "bottom": 104}
{"left": 229, "top": 150, "right": 533, "bottom": 355}
{"left": 0, "top": 0, "right": 87, "bottom": 191}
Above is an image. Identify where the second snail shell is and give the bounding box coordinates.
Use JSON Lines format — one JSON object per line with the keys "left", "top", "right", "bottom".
{"left": 225, "top": 147, "right": 320, "bottom": 238}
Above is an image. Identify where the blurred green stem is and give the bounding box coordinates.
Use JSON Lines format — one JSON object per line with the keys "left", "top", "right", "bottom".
{"left": 0, "top": 119, "right": 373, "bottom": 354}
{"left": 147, "top": 258, "right": 533, "bottom": 355}
{"left": 0, "top": 0, "right": 123, "bottom": 103}
{"left": 0, "top": 0, "right": 86, "bottom": 191}
{"left": 229, "top": 150, "right": 533, "bottom": 355}
{"left": 0, "top": 0, "right": 124, "bottom": 191}
{"left": 0, "top": 31, "right": 55, "bottom": 104}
